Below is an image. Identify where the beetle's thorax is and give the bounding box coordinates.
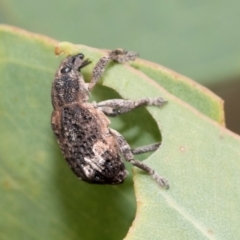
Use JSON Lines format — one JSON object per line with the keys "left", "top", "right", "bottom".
{"left": 51, "top": 54, "right": 91, "bottom": 109}
{"left": 52, "top": 70, "right": 89, "bottom": 109}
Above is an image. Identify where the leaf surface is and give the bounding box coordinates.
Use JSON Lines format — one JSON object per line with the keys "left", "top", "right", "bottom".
{"left": 0, "top": 26, "right": 240, "bottom": 240}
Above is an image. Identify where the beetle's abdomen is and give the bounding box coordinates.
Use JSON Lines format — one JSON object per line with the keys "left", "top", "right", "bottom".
{"left": 55, "top": 104, "right": 126, "bottom": 184}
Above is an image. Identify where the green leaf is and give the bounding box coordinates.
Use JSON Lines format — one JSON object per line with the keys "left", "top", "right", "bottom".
{"left": 0, "top": 26, "right": 136, "bottom": 240}
{"left": 131, "top": 60, "right": 225, "bottom": 124}
{"left": 2, "top": 1, "right": 240, "bottom": 84}
{"left": 1, "top": 25, "right": 240, "bottom": 240}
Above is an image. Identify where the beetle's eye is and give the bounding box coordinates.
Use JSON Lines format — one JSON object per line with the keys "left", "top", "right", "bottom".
{"left": 60, "top": 67, "right": 72, "bottom": 74}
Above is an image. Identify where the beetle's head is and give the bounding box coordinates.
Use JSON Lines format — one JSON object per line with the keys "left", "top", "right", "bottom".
{"left": 59, "top": 53, "right": 91, "bottom": 74}
{"left": 52, "top": 53, "right": 91, "bottom": 108}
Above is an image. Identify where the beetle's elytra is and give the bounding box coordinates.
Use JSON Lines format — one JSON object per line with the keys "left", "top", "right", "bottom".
{"left": 51, "top": 49, "right": 169, "bottom": 188}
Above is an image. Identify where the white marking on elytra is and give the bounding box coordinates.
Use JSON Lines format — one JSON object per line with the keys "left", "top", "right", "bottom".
{"left": 83, "top": 140, "right": 110, "bottom": 176}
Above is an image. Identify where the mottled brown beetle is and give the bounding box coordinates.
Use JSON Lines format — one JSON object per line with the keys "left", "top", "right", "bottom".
{"left": 51, "top": 49, "right": 169, "bottom": 188}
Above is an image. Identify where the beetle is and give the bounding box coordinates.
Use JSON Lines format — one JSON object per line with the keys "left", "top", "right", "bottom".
{"left": 51, "top": 49, "right": 168, "bottom": 188}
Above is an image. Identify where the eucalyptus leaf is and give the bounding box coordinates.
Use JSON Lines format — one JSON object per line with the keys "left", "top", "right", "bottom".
{"left": 0, "top": 25, "right": 240, "bottom": 240}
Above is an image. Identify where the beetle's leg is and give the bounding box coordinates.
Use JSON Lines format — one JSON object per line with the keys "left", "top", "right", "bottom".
{"left": 88, "top": 49, "right": 138, "bottom": 91}
{"left": 131, "top": 142, "right": 161, "bottom": 155}
{"left": 109, "top": 129, "right": 169, "bottom": 189}
{"left": 96, "top": 97, "right": 167, "bottom": 117}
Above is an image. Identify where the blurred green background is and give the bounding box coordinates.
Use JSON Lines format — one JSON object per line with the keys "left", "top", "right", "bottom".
{"left": 1, "top": 0, "right": 240, "bottom": 133}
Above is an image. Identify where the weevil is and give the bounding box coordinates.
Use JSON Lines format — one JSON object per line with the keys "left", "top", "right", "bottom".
{"left": 51, "top": 49, "right": 169, "bottom": 188}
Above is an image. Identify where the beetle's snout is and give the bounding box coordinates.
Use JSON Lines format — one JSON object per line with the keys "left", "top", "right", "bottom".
{"left": 70, "top": 53, "right": 91, "bottom": 70}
